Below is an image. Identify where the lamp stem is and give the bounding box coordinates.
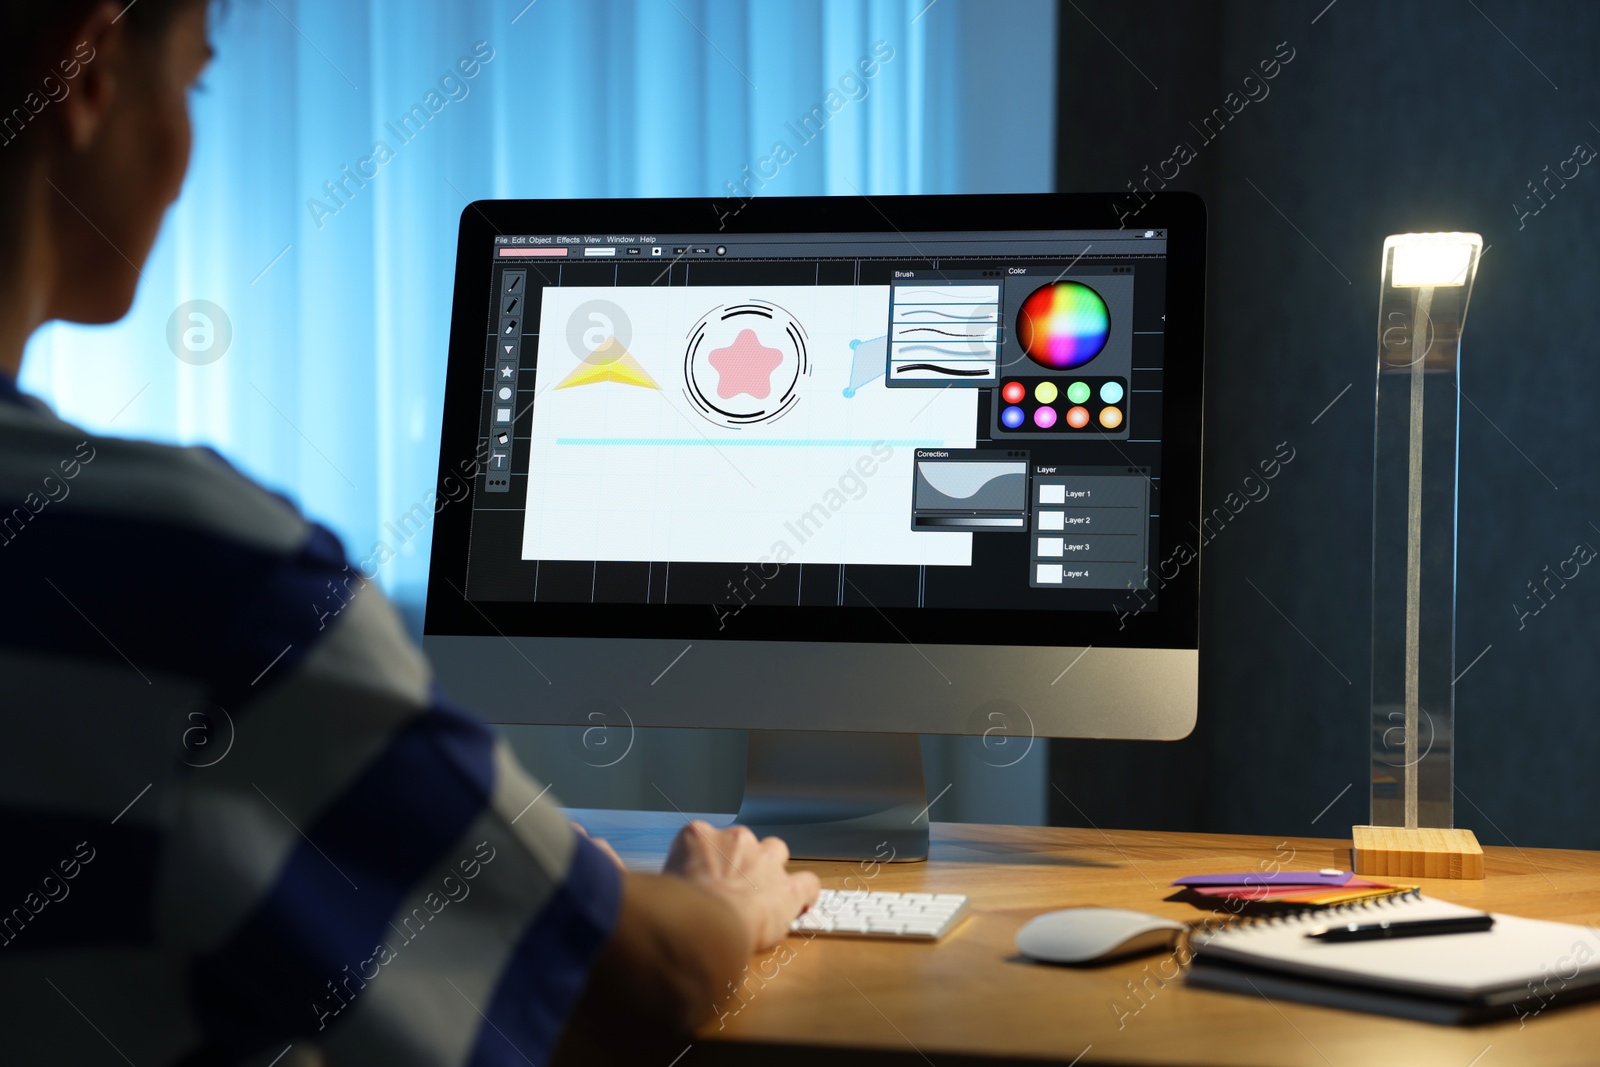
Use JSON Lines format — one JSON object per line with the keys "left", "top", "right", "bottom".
{"left": 1403, "top": 286, "right": 1432, "bottom": 831}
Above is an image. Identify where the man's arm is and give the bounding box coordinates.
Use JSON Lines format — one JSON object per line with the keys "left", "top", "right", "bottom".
{"left": 554, "top": 822, "right": 820, "bottom": 1062}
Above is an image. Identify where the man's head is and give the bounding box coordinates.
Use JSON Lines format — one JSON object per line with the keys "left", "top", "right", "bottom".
{"left": 0, "top": 2, "right": 212, "bottom": 326}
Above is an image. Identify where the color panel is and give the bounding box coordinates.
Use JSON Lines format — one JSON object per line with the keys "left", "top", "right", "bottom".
{"left": 990, "top": 375, "right": 1129, "bottom": 436}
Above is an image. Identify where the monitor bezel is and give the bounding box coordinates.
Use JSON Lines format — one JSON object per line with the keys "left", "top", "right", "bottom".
{"left": 425, "top": 192, "right": 1205, "bottom": 654}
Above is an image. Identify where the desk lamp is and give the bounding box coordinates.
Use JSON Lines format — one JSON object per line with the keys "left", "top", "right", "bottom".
{"left": 1354, "top": 232, "right": 1485, "bottom": 879}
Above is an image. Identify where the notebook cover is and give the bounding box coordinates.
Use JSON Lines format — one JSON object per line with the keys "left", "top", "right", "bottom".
{"left": 1190, "top": 895, "right": 1600, "bottom": 1003}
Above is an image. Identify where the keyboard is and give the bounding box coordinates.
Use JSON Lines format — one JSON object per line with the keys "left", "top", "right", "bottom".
{"left": 791, "top": 889, "right": 970, "bottom": 941}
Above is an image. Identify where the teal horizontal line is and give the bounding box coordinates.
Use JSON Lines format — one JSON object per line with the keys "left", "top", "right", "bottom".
{"left": 555, "top": 438, "right": 944, "bottom": 447}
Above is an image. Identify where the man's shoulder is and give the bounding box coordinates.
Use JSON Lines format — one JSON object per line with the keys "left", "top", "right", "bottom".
{"left": 0, "top": 405, "right": 309, "bottom": 554}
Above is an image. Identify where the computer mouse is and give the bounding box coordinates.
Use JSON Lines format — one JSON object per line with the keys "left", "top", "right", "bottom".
{"left": 1016, "top": 907, "right": 1188, "bottom": 965}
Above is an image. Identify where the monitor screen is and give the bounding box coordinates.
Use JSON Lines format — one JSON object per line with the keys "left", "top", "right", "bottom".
{"left": 430, "top": 197, "right": 1202, "bottom": 655}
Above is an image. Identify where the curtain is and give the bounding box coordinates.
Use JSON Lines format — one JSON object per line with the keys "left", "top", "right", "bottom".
{"left": 22, "top": 0, "right": 1055, "bottom": 602}
{"left": 20, "top": 0, "right": 1056, "bottom": 819}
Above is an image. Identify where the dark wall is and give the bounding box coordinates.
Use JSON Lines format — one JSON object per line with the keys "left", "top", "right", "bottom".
{"left": 1049, "top": 1, "right": 1600, "bottom": 848}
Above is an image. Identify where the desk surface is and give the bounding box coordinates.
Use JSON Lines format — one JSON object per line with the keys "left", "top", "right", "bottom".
{"left": 571, "top": 809, "right": 1600, "bottom": 1067}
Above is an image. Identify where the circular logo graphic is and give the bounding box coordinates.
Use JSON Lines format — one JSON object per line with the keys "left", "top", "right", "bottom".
{"left": 566, "top": 299, "right": 633, "bottom": 363}
{"left": 166, "top": 702, "right": 236, "bottom": 768}
{"left": 684, "top": 301, "right": 808, "bottom": 428}
{"left": 565, "top": 703, "right": 637, "bottom": 769}
{"left": 963, "top": 700, "right": 1037, "bottom": 769}
{"left": 1379, "top": 307, "right": 1436, "bottom": 369}
{"left": 167, "top": 300, "right": 233, "bottom": 366}
{"left": 1379, "top": 707, "right": 1435, "bottom": 769}
{"left": 1017, "top": 281, "right": 1110, "bottom": 370}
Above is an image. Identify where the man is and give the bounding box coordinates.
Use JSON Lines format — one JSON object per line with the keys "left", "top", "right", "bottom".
{"left": 0, "top": 4, "right": 818, "bottom": 1064}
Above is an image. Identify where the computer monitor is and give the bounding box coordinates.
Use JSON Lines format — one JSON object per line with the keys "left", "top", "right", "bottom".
{"left": 425, "top": 192, "right": 1206, "bottom": 861}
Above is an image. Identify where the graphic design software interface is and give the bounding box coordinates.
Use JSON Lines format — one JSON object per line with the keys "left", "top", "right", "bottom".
{"left": 465, "top": 228, "right": 1174, "bottom": 623}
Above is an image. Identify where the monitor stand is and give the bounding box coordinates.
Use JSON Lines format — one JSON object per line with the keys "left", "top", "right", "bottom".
{"left": 735, "top": 729, "right": 930, "bottom": 862}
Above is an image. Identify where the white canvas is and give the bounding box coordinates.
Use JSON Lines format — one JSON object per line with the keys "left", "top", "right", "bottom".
{"left": 521, "top": 285, "right": 978, "bottom": 566}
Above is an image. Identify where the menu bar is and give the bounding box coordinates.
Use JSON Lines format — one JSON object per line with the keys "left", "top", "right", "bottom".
{"left": 494, "top": 230, "right": 1168, "bottom": 259}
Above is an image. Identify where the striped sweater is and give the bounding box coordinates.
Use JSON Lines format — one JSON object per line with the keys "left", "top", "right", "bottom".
{"left": 0, "top": 372, "right": 619, "bottom": 1066}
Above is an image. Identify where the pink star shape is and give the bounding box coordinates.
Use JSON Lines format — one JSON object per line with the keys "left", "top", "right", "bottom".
{"left": 707, "top": 329, "right": 783, "bottom": 399}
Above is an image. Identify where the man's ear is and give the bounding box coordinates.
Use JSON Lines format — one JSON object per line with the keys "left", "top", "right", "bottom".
{"left": 58, "top": 3, "right": 128, "bottom": 152}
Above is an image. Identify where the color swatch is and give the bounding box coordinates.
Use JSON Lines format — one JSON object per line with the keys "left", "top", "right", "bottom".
{"left": 1016, "top": 281, "right": 1111, "bottom": 370}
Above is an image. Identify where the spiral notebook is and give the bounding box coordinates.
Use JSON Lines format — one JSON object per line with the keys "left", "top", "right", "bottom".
{"left": 1186, "top": 893, "right": 1600, "bottom": 1024}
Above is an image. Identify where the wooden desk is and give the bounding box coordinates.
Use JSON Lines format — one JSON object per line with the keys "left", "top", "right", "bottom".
{"left": 571, "top": 809, "right": 1600, "bottom": 1067}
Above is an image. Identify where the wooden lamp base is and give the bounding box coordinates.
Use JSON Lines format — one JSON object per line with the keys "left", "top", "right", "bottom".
{"left": 1351, "top": 825, "right": 1484, "bottom": 879}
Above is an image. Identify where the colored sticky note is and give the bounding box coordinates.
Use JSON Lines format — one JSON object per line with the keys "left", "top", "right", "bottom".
{"left": 1173, "top": 871, "right": 1354, "bottom": 888}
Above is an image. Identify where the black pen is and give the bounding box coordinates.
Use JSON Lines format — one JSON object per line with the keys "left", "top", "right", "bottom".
{"left": 1308, "top": 915, "right": 1495, "bottom": 942}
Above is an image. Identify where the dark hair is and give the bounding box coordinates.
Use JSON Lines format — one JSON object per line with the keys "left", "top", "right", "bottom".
{"left": 0, "top": 0, "right": 204, "bottom": 43}
{"left": 0, "top": 0, "right": 210, "bottom": 250}
{"left": 0, "top": 1, "right": 208, "bottom": 138}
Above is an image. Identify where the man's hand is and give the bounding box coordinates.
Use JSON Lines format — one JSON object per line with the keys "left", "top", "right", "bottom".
{"left": 663, "top": 820, "right": 820, "bottom": 953}
{"left": 571, "top": 822, "right": 625, "bottom": 870}
{"left": 552, "top": 821, "right": 819, "bottom": 1062}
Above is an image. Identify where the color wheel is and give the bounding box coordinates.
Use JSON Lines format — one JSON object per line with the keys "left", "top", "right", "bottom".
{"left": 1017, "top": 281, "right": 1110, "bottom": 370}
